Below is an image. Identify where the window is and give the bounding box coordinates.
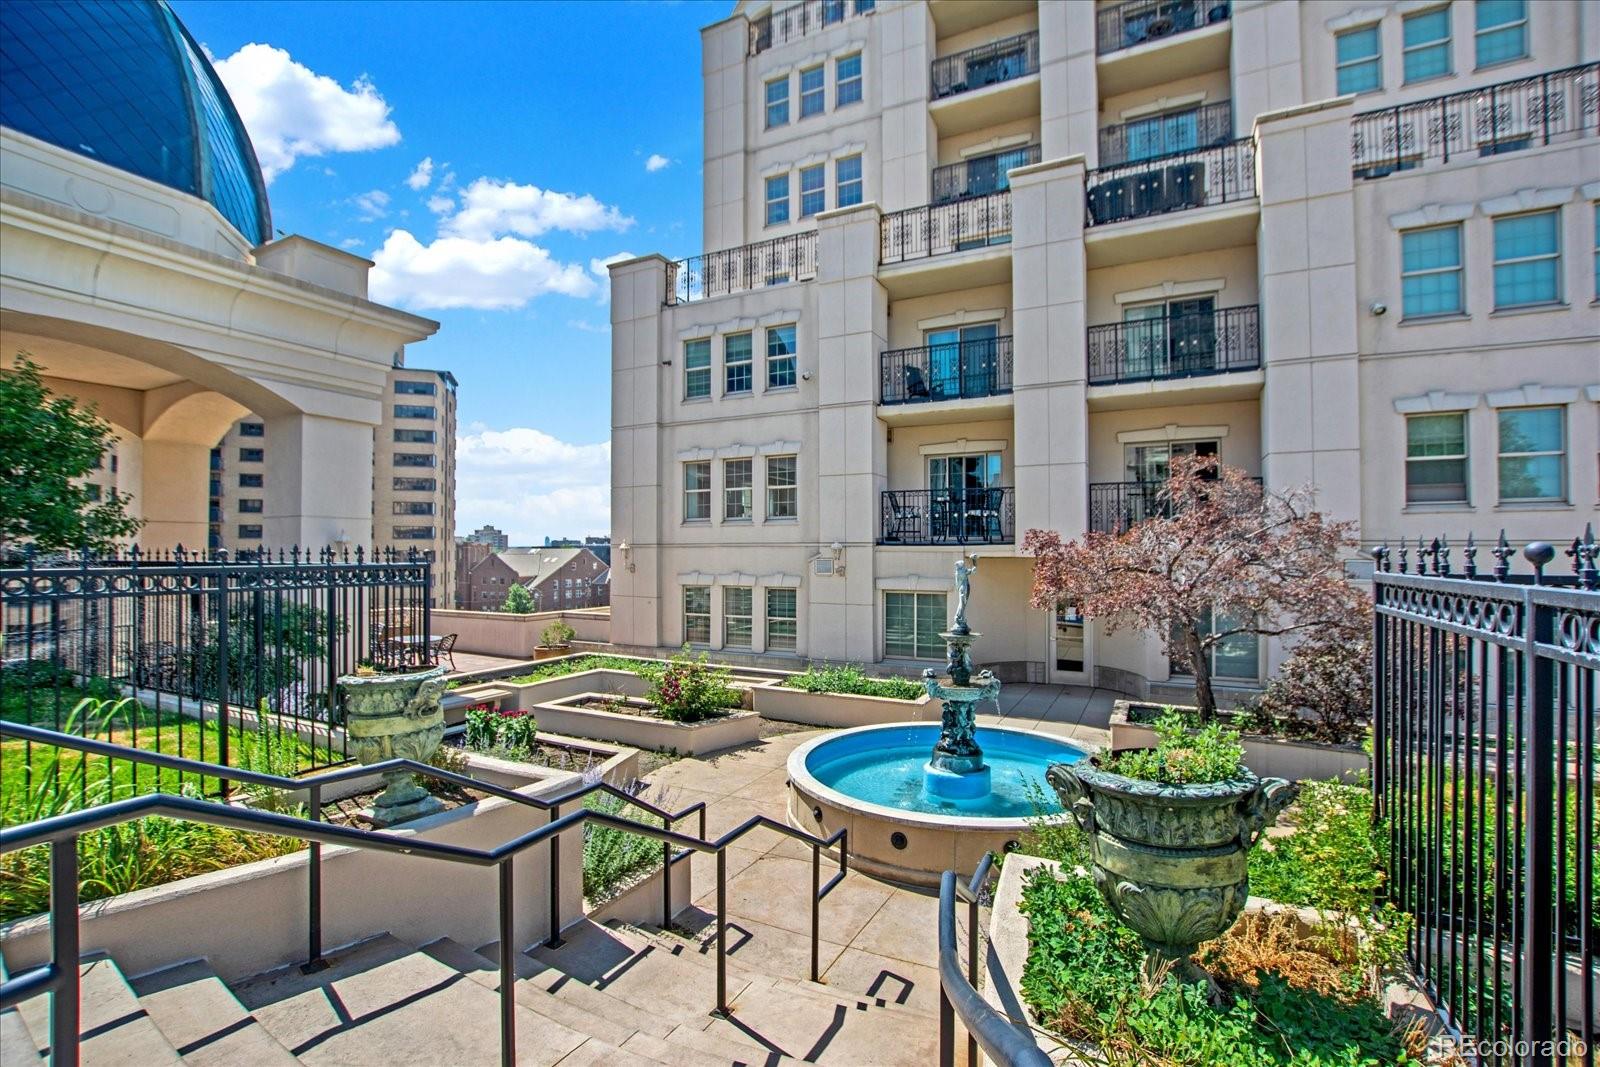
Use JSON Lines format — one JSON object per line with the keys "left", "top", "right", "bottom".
{"left": 836, "top": 155, "right": 863, "bottom": 208}
{"left": 799, "top": 164, "right": 826, "bottom": 218}
{"left": 1498, "top": 407, "right": 1566, "bottom": 502}
{"left": 684, "top": 338, "right": 712, "bottom": 399}
{"left": 854, "top": 0, "right": 875, "bottom": 13}
{"left": 238, "top": 422, "right": 264, "bottom": 437}
{"left": 84, "top": 483, "right": 101, "bottom": 502}
{"left": 836, "top": 53, "right": 863, "bottom": 107}
{"left": 766, "top": 454, "right": 798, "bottom": 518}
{"left": 395, "top": 453, "right": 436, "bottom": 467}
{"left": 1592, "top": 203, "right": 1598, "bottom": 301}
{"left": 393, "top": 526, "right": 435, "bottom": 540}
{"left": 725, "top": 587, "right": 754, "bottom": 648}
{"left": 394, "top": 404, "right": 436, "bottom": 420}
{"left": 238, "top": 524, "right": 263, "bottom": 540}
{"left": 765, "top": 174, "right": 789, "bottom": 226}
{"left": 1175, "top": 609, "right": 1260, "bottom": 681}
{"left": 1493, "top": 211, "right": 1561, "bottom": 308}
{"left": 238, "top": 498, "right": 263, "bottom": 514}
{"left": 684, "top": 461, "right": 712, "bottom": 520}
{"left": 1122, "top": 105, "right": 1205, "bottom": 163}
{"left": 1401, "top": 225, "right": 1464, "bottom": 317}
{"left": 885, "top": 592, "right": 945, "bottom": 659}
{"left": 1475, "top": 0, "right": 1527, "bottom": 67}
{"left": 1405, "top": 413, "right": 1469, "bottom": 503}
{"left": 395, "top": 379, "right": 436, "bottom": 395}
{"left": 766, "top": 324, "right": 797, "bottom": 389}
{"left": 1335, "top": 25, "right": 1382, "bottom": 94}
{"left": 394, "top": 476, "right": 436, "bottom": 491}
{"left": 765, "top": 77, "right": 789, "bottom": 128}
{"left": 766, "top": 588, "right": 798, "bottom": 651}
{"left": 395, "top": 428, "right": 436, "bottom": 443}
{"left": 800, "top": 65, "right": 825, "bottom": 118}
{"left": 239, "top": 447, "right": 263, "bottom": 463}
{"left": 1402, "top": 8, "right": 1451, "bottom": 83}
{"left": 683, "top": 586, "right": 711, "bottom": 644}
{"left": 724, "top": 458, "right": 753, "bottom": 520}
{"left": 394, "top": 501, "right": 435, "bottom": 515}
{"left": 822, "top": 0, "right": 845, "bottom": 25}
{"left": 725, "top": 332, "right": 753, "bottom": 394}
{"left": 238, "top": 473, "right": 263, "bottom": 488}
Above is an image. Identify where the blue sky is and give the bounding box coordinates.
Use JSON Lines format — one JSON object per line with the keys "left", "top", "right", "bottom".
{"left": 172, "top": 0, "right": 727, "bottom": 543}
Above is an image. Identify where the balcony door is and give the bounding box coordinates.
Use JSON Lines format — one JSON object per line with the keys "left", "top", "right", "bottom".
{"left": 928, "top": 451, "right": 1002, "bottom": 542}
{"left": 963, "top": 145, "right": 1037, "bottom": 198}
{"left": 926, "top": 323, "right": 998, "bottom": 400}
{"left": 1124, "top": 106, "right": 1200, "bottom": 163}
{"left": 1122, "top": 296, "right": 1215, "bottom": 379}
{"left": 1123, "top": 439, "right": 1217, "bottom": 523}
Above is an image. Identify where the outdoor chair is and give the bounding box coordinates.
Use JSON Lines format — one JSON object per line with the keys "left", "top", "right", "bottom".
{"left": 436, "top": 633, "right": 458, "bottom": 671}
{"left": 902, "top": 364, "right": 931, "bottom": 400}
{"left": 883, "top": 494, "right": 923, "bottom": 542}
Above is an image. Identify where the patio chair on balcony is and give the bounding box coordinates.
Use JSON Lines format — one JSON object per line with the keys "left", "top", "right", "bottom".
{"left": 965, "top": 487, "right": 1006, "bottom": 542}
{"left": 902, "top": 365, "right": 931, "bottom": 400}
{"left": 883, "top": 493, "right": 924, "bottom": 542}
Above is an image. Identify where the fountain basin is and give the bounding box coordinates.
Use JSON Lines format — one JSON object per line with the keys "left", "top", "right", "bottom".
{"left": 786, "top": 723, "right": 1090, "bottom": 886}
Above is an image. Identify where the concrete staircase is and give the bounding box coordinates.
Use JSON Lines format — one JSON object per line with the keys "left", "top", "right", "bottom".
{"left": 2, "top": 914, "right": 941, "bottom": 1065}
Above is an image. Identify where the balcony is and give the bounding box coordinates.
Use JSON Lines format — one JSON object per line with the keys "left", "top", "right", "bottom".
{"left": 1350, "top": 62, "right": 1599, "bottom": 180}
{"left": 1096, "top": 0, "right": 1229, "bottom": 55}
{"left": 881, "top": 335, "right": 1013, "bottom": 406}
{"left": 1085, "top": 138, "right": 1255, "bottom": 227}
{"left": 1087, "top": 305, "right": 1259, "bottom": 386}
{"left": 1098, "top": 101, "right": 1232, "bottom": 168}
{"left": 749, "top": 0, "right": 873, "bottom": 55}
{"left": 1088, "top": 477, "right": 1259, "bottom": 533}
{"left": 881, "top": 192, "right": 1011, "bottom": 266}
{"left": 880, "top": 487, "right": 1014, "bottom": 546}
{"left": 931, "top": 144, "right": 1040, "bottom": 204}
{"left": 666, "top": 232, "right": 817, "bottom": 304}
{"left": 931, "top": 31, "right": 1039, "bottom": 99}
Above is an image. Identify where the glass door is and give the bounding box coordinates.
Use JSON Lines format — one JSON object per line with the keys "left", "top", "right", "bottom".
{"left": 1050, "top": 603, "right": 1089, "bottom": 683}
{"left": 1166, "top": 296, "right": 1216, "bottom": 375}
{"left": 1122, "top": 303, "right": 1166, "bottom": 379}
{"left": 928, "top": 452, "right": 1001, "bottom": 542}
{"left": 926, "top": 324, "right": 999, "bottom": 400}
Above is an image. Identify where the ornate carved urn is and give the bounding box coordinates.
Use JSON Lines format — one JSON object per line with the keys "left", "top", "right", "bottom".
{"left": 1046, "top": 759, "right": 1297, "bottom": 983}
{"left": 338, "top": 665, "right": 449, "bottom": 826}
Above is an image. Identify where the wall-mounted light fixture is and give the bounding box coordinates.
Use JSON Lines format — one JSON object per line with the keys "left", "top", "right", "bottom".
{"left": 618, "top": 540, "right": 634, "bottom": 571}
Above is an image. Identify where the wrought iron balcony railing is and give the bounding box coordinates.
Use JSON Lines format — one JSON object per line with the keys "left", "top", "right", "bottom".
{"left": 1350, "top": 62, "right": 1599, "bottom": 179}
{"left": 881, "top": 335, "right": 1013, "bottom": 405}
{"left": 749, "top": 0, "right": 873, "bottom": 55}
{"left": 1084, "top": 137, "right": 1255, "bottom": 226}
{"left": 931, "top": 144, "right": 1040, "bottom": 204}
{"left": 1098, "top": 101, "right": 1234, "bottom": 167}
{"left": 666, "top": 232, "right": 818, "bottom": 304}
{"left": 931, "top": 31, "right": 1039, "bottom": 100}
{"left": 1088, "top": 477, "right": 1261, "bottom": 532}
{"left": 880, "top": 191, "right": 1011, "bottom": 264}
{"left": 1097, "top": 0, "right": 1231, "bottom": 55}
{"left": 1086, "top": 305, "right": 1259, "bottom": 385}
{"left": 880, "top": 488, "right": 1015, "bottom": 546}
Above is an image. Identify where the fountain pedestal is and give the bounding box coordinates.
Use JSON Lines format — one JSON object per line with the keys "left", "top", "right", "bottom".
{"left": 922, "top": 629, "right": 1001, "bottom": 801}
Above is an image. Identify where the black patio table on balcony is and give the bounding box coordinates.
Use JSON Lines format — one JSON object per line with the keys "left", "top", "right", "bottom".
{"left": 880, "top": 488, "right": 1014, "bottom": 546}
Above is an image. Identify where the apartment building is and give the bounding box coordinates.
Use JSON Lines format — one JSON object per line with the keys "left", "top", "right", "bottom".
{"left": 464, "top": 546, "right": 610, "bottom": 613}
{"left": 610, "top": 0, "right": 1598, "bottom": 697}
{"left": 466, "top": 524, "right": 511, "bottom": 549}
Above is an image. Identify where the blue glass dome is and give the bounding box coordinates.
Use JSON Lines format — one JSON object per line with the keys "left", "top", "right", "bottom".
{"left": 0, "top": 0, "right": 272, "bottom": 246}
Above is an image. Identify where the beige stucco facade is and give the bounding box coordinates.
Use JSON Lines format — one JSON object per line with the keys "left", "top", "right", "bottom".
{"left": 614, "top": 0, "right": 1598, "bottom": 697}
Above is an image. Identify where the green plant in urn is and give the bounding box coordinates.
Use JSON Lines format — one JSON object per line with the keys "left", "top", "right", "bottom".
{"left": 338, "top": 662, "right": 450, "bottom": 826}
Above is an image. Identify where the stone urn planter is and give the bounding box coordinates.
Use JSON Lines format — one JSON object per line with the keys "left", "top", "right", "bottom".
{"left": 338, "top": 665, "right": 450, "bottom": 826}
{"left": 1046, "top": 758, "right": 1297, "bottom": 984}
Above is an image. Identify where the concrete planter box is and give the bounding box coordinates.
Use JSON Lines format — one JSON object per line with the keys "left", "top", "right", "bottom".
{"left": 586, "top": 853, "right": 692, "bottom": 928}
{"left": 1109, "top": 700, "right": 1368, "bottom": 783}
{"left": 753, "top": 682, "right": 933, "bottom": 728}
{"left": 533, "top": 691, "right": 759, "bottom": 755}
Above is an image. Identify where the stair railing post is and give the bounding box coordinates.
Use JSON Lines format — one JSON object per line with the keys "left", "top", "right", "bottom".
{"left": 810, "top": 840, "right": 821, "bottom": 982}
{"left": 498, "top": 858, "right": 516, "bottom": 1067}
{"left": 715, "top": 848, "right": 729, "bottom": 1016}
{"left": 967, "top": 890, "right": 980, "bottom": 1067}
{"left": 546, "top": 804, "right": 564, "bottom": 948}
{"left": 939, "top": 985, "right": 955, "bottom": 1067}
{"left": 51, "top": 835, "right": 81, "bottom": 1067}
{"left": 304, "top": 782, "right": 326, "bottom": 972}
{"left": 661, "top": 812, "right": 673, "bottom": 929}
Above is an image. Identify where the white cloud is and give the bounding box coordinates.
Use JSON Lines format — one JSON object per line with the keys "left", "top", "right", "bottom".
{"left": 645, "top": 154, "right": 671, "bottom": 173}
{"left": 369, "top": 230, "right": 596, "bottom": 310}
{"left": 426, "top": 194, "right": 454, "bottom": 215}
{"left": 456, "top": 427, "right": 611, "bottom": 542}
{"left": 351, "top": 189, "right": 390, "bottom": 221}
{"left": 567, "top": 319, "right": 609, "bottom": 334}
{"left": 443, "top": 178, "right": 632, "bottom": 241}
{"left": 586, "top": 252, "right": 634, "bottom": 304}
{"left": 405, "top": 156, "right": 434, "bottom": 190}
{"left": 212, "top": 44, "right": 400, "bottom": 182}
{"left": 339, "top": 236, "right": 363, "bottom": 250}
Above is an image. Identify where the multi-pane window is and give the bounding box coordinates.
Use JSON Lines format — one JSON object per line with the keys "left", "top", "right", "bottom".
{"left": 766, "top": 325, "right": 797, "bottom": 389}
{"left": 799, "top": 164, "right": 826, "bottom": 218}
{"left": 685, "top": 338, "right": 712, "bottom": 399}
{"left": 725, "top": 332, "right": 753, "bottom": 394}
{"left": 1493, "top": 211, "right": 1561, "bottom": 308}
{"left": 395, "top": 379, "right": 436, "bottom": 395}
{"left": 239, "top": 447, "right": 264, "bottom": 463}
{"left": 765, "top": 174, "right": 789, "bottom": 226}
{"left": 238, "top": 524, "right": 263, "bottom": 540}
{"left": 683, "top": 586, "right": 712, "bottom": 644}
{"left": 238, "top": 422, "right": 264, "bottom": 437}
{"left": 684, "top": 461, "right": 712, "bottom": 520}
{"left": 854, "top": 0, "right": 875, "bottom": 13}
{"left": 836, "top": 53, "right": 863, "bottom": 107}
{"left": 766, "top": 588, "right": 798, "bottom": 651}
{"left": 885, "top": 592, "right": 945, "bottom": 659}
{"left": 800, "top": 65, "right": 825, "bottom": 118}
{"left": 822, "top": 0, "right": 845, "bottom": 25}
{"left": 1402, "top": 8, "right": 1451, "bottom": 83}
{"left": 1400, "top": 225, "right": 1463, "bottom": 317}
{"left": 1475, "top": 0, "right": 1527, "bottom": 67}
{"left": 393, "top": 526, "right": 435, "bottom": 540}
{"left": 393, "top": 501, "right": 435, "bottom": 515}
{"left": 395, "top": 428, "right": 436, "bottom": 443}
{"left": 724, "top": 458, "right": 753, "bottom": 520}
{"left": 1405, "top": 413, "right": 1469, "bottom": 504}
{"left": 1335, "top": 25, "right": 1382, "bottom": 95}
{"left": 836, "top": 155, "right": 863, "bottom": 208}
{"left": 765, "top": 77, "right": 789, "bottom": 128}
{"left": 766, "top": 454, "right": 798, "bottom": 518}
{"left": 394, "top": 477, "right": 436, "bottom": 491}
{"left": 1176, "top": 609, "right": 1260, "bottom": 681}
{"left": 1498, "top": 407, "right": 1566, "bottom": 502}
{"left": 395, "top": 453, "right": 436, "bottom": 467}
{"left": 395, "top": 404, "right": 436, "bottom": 420}
{"left": 1592, "top": 202, "right": 1599, "bottom": 300}
{"left": 238, "top": 498, "right": 263, "bottom": 514}
{"left": 238, "top": 473, "right": 263, "bottom": 488}
{"left": 84, "top": 483, "right": 102, "bottom": 502}
{"left": 724, "top": 586, "right": 753, "bottom": 648}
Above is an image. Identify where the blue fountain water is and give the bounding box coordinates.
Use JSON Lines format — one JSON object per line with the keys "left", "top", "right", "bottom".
{"left": 805, "top": 724, "right": 1088, "bottom": 818}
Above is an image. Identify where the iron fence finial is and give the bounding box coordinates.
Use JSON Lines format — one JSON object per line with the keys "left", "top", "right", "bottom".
{"left": 1437, "top": 535, "right": 1450, "bottom": 576}
{"left": 1462, "top": 533, "right": 1477, "bottom": 579}
{"left": 1492, "top": 530, "right": 1513, "bottom": 580}
{"left": 1578, "top": 522, "right": 1598, "bottom": 590}
{"left": 1398, "top": 540, "right": 1409, "bottom": 573}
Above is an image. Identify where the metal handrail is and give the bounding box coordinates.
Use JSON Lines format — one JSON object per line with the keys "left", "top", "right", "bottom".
{"left": 1097, "top": 0, "right": 1229, "bottom": 55}
{"left": 0, "top": 720, "right": 848, "bottom": 1067}
{"left": 1085, "top": 137, "right": 1256, "bottom": 226}
{"left": 880, "top": 191, "right": 1012, "bottom": 264}
{"left": 665, "top": 231, "right": 818, "bottom": 304}
{"left": 937, "top": 856, "right": 1050, "bottom": 1067}
{"left": 930, "top": 31, "right": 1039, "bottom": 100}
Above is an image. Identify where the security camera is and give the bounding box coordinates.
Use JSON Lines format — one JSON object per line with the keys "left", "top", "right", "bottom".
{"left": 1369, "top": 301, "right": 1388, "bottom": 316}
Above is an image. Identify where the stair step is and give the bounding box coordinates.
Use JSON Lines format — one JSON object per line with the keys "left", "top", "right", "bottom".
{"left": 128, "top": 959, "right": 299, "bottom": 1066}
{"left": 474, "top": 939, "right": 679, "bottom": 1041}
{"left": 700, "top": 978, "right": 939, "bottom": 1067}
{"left": 1, "top": 1007, "right": 43, "bottom": 1065}
{"left": 14, "top": 954, "right": 183, "bottom": 1065}
{"left": 622, "top": 1024, "right": 795, "bottom": 1066}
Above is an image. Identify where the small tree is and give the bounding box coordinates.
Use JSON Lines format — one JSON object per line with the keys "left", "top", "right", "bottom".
{"left": 501, "top": 583, "right": 536, "bottom": 613}
{"left": 0, "top": 355, "right": 142, "bottom": 554}
{"left": 1023, "top": 456, "right": 1363, "bottom": 722}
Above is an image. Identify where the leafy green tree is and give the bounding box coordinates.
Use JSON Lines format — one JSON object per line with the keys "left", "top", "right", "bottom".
{"left": 501, "top": 583, "right": 536, "bottom": 613}
{"left": 1, "top": 355, "right": 142, "bottom": 553}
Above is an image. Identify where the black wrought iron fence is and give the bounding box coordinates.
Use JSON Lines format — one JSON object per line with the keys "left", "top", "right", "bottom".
{"left": 1087, "top": 305, "right": 1260, "bottom": 384}
{"left": 1351, "top": 63, "right": 1599, "bottom": 180}
{"left": 1085, "top": 137, "right": 1256, "bottom": 226}
{"left": 881, "top": 335, "right": 1013, "bottom": 405}
{"left": 0, "top": 546, "right": 432, "bottom": 801}
{"left": 666, "top": 232, "right": 818, "bottom": 304}
{"left": 930, "top": 31, "right": 1039, "bottom": 100}
{"left": 1371, "top": 530, "right": 1597, "bottom": 1065}
{"left": 1096, "top": 0, "right": 1230, "bottom": 55}
{"left": 1087, "top": 476, "right": 1261, "bottom": 532}
{"left": 879, "top": 488, "right": 1015, "bottom": 546}
{"left": 1098, "top": 101, "right": 1234, "bottom": 167}
{"left": 881, "top": 192, "right": 1012, "bottom": 264}
{"left": 749, "top": 0, "right": 871, "bottom": 55}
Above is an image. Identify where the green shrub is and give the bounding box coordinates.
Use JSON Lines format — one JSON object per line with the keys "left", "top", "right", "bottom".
{"left": 781, "top": 664, "right": 923, "bottom": 701}
{"left": 581, "top": 791, "right": 662, "bottom": 902}
{"left": 462, "top": 705, "right": 537, "bottom": 756}
{"left": 1107, "top": 710, "right": 1245, "bottom": 785}
{"left": 639, "top": 647, "right": 740, "bottom": 723}
{"left": 500, "top": 584, "right": 536, "bottom": 613}
{"left": 540, "top": 620, "right": 576, "bottom": 647}
{"left": 503, "top": 654, "right": 651, "bottom": 685}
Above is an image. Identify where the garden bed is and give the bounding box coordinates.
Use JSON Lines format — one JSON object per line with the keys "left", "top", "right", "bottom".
{"left": 1109, "top": 700, "right": 1368, "bottom": 783}
{"left": 753, "top": 665, "right": 931, "bottom": 728}
{"left": 535, "top": 692, "right": 759, "bottom": 756}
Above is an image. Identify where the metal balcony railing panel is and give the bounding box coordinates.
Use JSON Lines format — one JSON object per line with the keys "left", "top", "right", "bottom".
{"left": 749, "top": 0, "right": 871, "bottom": 55}
{"left": 930, "top": 31, "right": 1040, "bottom": 100}
{"left": 1086, "top": 305, "right": 1259, "bottom": 385}
{"left": 666, "top": 232, "right": 818, "bottom": 304}
{"left": 1088, "top": 477, "right": 1260, "bottom": 532}
{"left": 1350, "top": 62, "right": 1600, "bottom": 179}
{"left": 930, "top": 145, "right": 1041, "bottom": 204}
{"left": 880, "top": 192, "right": 1012, "bottom": 265}
{"left": 879, "top": 488, "right": 1015, "bottom": 546}
{"left": 1097, "top": 101, "right": 1234, "bottom": 168}
{"left": 881, "top": 336, "right": 1014, "bottom": 405}
{"left": 1097, "top": 0, "right": 1230, "bottom": 55}
{"left": 1084, "top": 137, "right": 1255, "bottom": 226}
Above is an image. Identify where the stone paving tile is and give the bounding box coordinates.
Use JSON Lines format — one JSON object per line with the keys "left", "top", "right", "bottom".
{"left": 820, "top": 946, "right": 941, "bottom": 1016}
{"left": 843, "top": 888, "right": 942, "bottom": 968}
{"left": 726, "top": 766, "right": 791, "bottom": 801}
{"left": 687, "top": 844, "right": 765, "bottom": 901}
{"left": 679, "top": 913, "right": 849, "bottom": 982}
{"left": 719, "top": 854, "right": 892, "bottom": 945}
